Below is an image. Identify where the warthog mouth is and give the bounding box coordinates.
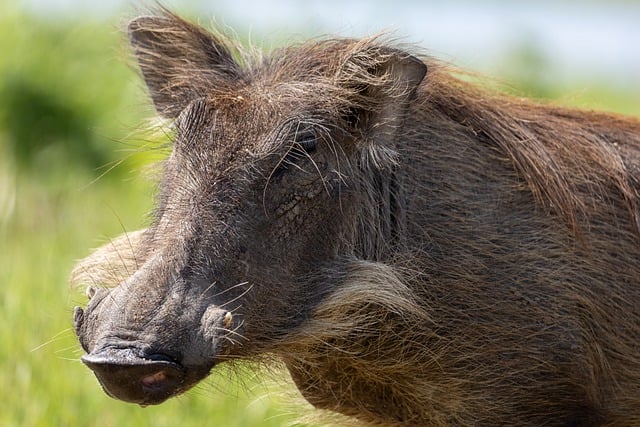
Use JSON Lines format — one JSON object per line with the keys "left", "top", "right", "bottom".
{"left": 81, "top": 348, "right": 189, "bottom": 406}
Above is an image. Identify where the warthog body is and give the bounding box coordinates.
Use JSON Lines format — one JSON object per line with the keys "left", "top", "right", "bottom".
{"left": 72, "top": 10, "right": 640, "bottom": 427}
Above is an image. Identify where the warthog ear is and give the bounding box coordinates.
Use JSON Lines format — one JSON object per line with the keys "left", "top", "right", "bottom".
{"left": 128, "top": 12, "right": 242, "bottom": 118}
{"left": 338, "top": 44, "right": 427, "bottom": 146}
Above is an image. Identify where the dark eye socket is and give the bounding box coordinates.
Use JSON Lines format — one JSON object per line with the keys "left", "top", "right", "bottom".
{"left": 295, "top": 130, "right": 317, "bottom": 154}
{"left": 272, "top": 129, "right": 319, "bottom": 178}
{"left": 289, "top": 129, "right": 318, "bottom": 162}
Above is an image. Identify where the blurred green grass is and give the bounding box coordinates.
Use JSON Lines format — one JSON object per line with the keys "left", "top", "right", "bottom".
{"left": 0, "top": 5, "right": 637, "bottom": 427}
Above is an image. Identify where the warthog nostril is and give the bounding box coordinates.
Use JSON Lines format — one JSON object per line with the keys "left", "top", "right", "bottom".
{"left": 145, "top": 352, "right": 178, "bottom": 363}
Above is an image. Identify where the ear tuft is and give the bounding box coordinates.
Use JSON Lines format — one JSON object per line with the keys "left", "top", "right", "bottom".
{"left": 128, "top": 12, "right": 241, "bottom": 118}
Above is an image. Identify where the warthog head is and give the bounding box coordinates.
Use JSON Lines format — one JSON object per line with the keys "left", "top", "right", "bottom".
{"left": 72, "top": 11, "right": 425, "bottom": 405}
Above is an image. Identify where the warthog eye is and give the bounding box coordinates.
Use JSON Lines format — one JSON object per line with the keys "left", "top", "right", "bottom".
{"left": 295, "top": 130, "right": 317, "bottom": 154}
{"left": 272, "top": 129, "right": 318, "bottom": 178}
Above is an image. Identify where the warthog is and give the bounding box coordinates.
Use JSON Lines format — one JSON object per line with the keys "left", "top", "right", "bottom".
{"left": 72, "top": 10, "right": 640, "bottom": 427}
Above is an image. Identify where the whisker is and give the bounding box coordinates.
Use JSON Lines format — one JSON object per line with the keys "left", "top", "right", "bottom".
{"left": 31, "top": 328, "right": 74, "bottom": 352}
{"left": 58, "top": 357, "right": 87, "bottom": 363}
{"left": 79, "top": 157, "right": 128, "bottom": 190}
{"left": 56, "top": 345, "right": 87, "bottom": 357}
{"left": 199, "top": 281, "right": 218, "bottom": 299}
{"left": 209, "top": 281, "right": 249, "bottom": 299}
{"left": 210, "top": 326, "right": 247, "bottom": 342}
{"left": 218, "top": 284, "right": 253, "bottom": 309}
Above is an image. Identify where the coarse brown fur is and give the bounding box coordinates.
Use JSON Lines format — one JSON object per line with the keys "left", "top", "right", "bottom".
{"left": 72, "top": 10, "right": 640, "bottom": 427}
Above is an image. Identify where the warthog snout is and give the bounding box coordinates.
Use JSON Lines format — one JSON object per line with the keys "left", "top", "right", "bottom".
{"left": 73, "top": 282, "right": 236, "bottom": 406}
{"left": 81, "top": 348, "right": 186, "bottom": 405}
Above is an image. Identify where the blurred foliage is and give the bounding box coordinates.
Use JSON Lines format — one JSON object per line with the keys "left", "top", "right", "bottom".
{"left": 0, "top": 7, "right": 149, "bottom": 176}
{"left": 491, "top": 35, "right": 639, "bottom": 116}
